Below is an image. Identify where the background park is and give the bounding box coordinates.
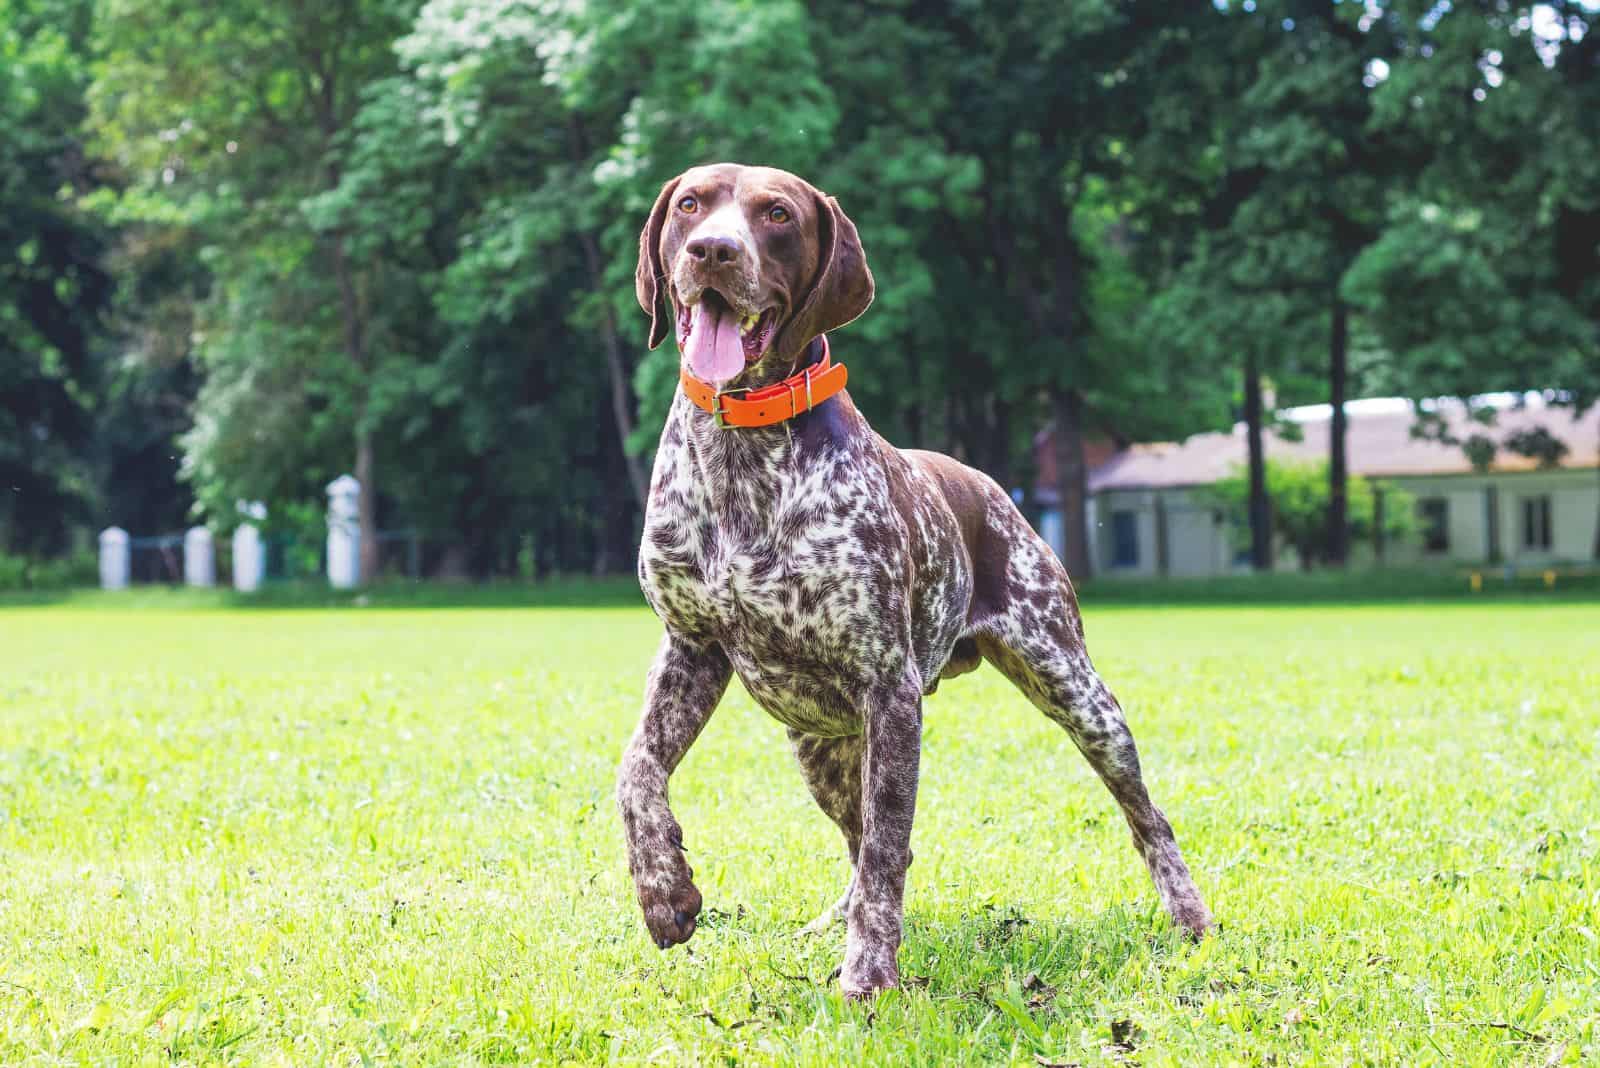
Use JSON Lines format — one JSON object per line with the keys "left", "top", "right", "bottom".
{"left": 3, "top": 0, "right": 1599, "bottom": 1064}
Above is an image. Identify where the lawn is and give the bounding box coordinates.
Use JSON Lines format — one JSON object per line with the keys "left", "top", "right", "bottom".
{"left": 2, "top": 593, "right": 1597, "bottom": 1065}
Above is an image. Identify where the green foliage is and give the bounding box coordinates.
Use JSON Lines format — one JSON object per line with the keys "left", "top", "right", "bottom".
{"left": 1347, "top": 0, "right": 1600, "bottom": 473}
{"left": 4, "top": 0, "right": 1598, "bottom": 570}
{"left": 1203, "top": 459, "right": 1415, "bottom": 569}
{"left": 1502, "top": 426, "right": 1570, "bottom": 469}
{"left": 1408, "top": 403, "right": 1579, "bottom": 474}
{"left": 0, "top": 0, "right": 112, "bottom": 553}
{"left": 0, "top": 548, "right": 95, "bottom": 590}
{"left": 1343, "top": 204, "right": 1591, "bottom": 398}
{"left": 88, "top": 0, "right": 420, "bottom": 570}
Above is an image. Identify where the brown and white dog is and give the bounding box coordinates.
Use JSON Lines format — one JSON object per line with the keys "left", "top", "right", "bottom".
{"left": 619, "top": 163, "right": 1212, "bottom": 997}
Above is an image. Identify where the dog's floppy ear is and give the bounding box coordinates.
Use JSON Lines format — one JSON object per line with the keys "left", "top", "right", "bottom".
{"left": 783, "top": 189, "right": 875, "bottom": 353}
{"left": 635, "top": 176, "right": 680, "bottom": 350}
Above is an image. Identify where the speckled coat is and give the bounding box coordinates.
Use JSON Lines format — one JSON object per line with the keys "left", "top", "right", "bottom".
{"left": 617, "top": 164, "right": 1212, "bottom": 997}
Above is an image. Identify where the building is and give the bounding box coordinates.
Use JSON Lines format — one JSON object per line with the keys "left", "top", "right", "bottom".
{"left": 1033, "top": 395, "right": 1600, "bottom": 577}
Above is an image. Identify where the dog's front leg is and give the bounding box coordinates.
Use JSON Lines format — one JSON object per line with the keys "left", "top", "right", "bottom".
{"left": 617, "top": 632, "right": 732, "bottom": 949}
{"left": 841, "top": 667, "right": 922, "bottom": 997}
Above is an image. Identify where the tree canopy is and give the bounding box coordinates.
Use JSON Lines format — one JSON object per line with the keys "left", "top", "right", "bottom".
{"left": 2, "top": 0, "right": 1596, "bottom": 576}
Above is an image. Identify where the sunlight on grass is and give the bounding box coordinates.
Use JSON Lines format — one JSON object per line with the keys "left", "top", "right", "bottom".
{"left": 2, "top": 600, "right": 1597, "bottom": 1064}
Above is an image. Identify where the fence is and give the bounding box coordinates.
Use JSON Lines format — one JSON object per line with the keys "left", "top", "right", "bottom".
{"left": 98, "top": 476, "right": 456, "bottom": 591}
{"left": 101, "top": 525, "right": 256, "bottom": 591}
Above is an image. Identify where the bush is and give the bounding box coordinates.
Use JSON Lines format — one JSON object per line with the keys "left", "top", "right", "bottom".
{"left": 0, "top": 554, "right": 27, "bottom": 591}
{"left": 1201, "top": 460, "right": 1416, "bottom": 569}
{"left": 0, "top": 551, "right": 98, "bottom": 591}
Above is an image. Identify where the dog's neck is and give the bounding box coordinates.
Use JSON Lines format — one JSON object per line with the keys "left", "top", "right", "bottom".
{"left": 674, "top": 336, "right": 856, "bottom": 531}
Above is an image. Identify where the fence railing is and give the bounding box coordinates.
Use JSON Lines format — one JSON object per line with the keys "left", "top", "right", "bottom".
{"left": 98, "top": 476, "right": 457, "bottom": 591}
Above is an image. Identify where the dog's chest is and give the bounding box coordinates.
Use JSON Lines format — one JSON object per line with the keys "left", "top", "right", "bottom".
{"left": 640, "top": 417, "right": 907, "bottom": 734}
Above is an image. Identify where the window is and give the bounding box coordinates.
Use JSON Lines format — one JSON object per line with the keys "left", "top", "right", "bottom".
{"left": 1111, "top": 510, "right": 1140, "bottom": 568}
{"left": 1418, "top": 498, "right": 1449, "bottom": 554}
{"left": 1521, "top": 495, "right": 1552, "bottom": 551}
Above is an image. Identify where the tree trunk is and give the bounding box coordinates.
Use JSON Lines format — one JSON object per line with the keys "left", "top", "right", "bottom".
{"left": 1326, "top": 297, "right": 1350, "bottom": 567}
{"left": 906, "top": 331, "right": 925, "bottom": 449}
{"left": 307, "top": 50, "right": 380, "bottom": 587}
{"left": 1243, "top": 351, "right": 1273, "bottom": 571}
{"left": 577, "top": 229, "right": 649, "bottom": 510}
{"left": 330, "top": 231, "right": 380, "bottom": 586}
{"left": 593, "top": 382, "right": 637, "bottom": 576}
{"left": 952, "top": 389, "right": 972, "bottom": 465}
{"left": 1050, "top": 385, "right": 1092, "bottom": 578}
{"left": 355, "top": 430, "right": 378, "bottom": 584}
{"left": 1373, "top": 484, "right": 1386, "bottom": 565}
{"left": 566, "top": 117, "right": 648, "bottom": 510}
{"left": 989, "top": 394, "right": 1013, "bottom": 489}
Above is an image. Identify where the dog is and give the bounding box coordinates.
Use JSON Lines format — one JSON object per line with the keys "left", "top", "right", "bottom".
{"left": 619, "top": 163, "right": 1212, "bottom": 997}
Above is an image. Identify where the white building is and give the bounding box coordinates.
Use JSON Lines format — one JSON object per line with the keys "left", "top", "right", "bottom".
{"left": 1035, "top": 395, "right": 1600, "bottom": 577}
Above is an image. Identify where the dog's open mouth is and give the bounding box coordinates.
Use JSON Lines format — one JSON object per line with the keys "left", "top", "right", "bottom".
{"left": 677, "top": 289, "right": 777, "bottom": 385}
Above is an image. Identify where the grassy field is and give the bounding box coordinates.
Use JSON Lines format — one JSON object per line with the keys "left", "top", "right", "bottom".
{"left": 2, "top": 594, "right": 1597, "bottom": 1065}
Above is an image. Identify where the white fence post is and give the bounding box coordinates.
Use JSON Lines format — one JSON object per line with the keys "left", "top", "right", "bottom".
{"left": 99, "top": 527, "right": 130, "bottom": 590}
{"left": 184, "top": 526, "right": 216, "bottom": 587}
{"left": 233, "top": 501, "right": 267, "bottom": 593}
{"left": 326, "top": 475, "right": 361, "bottom": 589}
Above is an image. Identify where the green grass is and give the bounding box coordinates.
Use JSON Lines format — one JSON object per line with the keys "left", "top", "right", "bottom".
{"left": 2, "top": 596, "right": 1597, "bottom": 1065}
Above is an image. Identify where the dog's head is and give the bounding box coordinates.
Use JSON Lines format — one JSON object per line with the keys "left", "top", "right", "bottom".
{"left": 635, "top": 163, "right": 875, "bottom": 390}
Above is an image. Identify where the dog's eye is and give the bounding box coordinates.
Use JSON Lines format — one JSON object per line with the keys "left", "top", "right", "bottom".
{"left": 677, "top": 195, "right": 698, "bottom": 214}
{"left": 769, "top": 205, "right": 791, "bottom": 224}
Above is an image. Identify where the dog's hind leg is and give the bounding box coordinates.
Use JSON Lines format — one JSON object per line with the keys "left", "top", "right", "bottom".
{"left": 976, "top": 570, "right": 1213, "bottom": 937}
{"left": 788, "top": 729, "right": 864, "bottom": 934}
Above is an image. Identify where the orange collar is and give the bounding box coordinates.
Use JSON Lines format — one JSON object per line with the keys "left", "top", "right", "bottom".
{"left": 680, "top": 336, "right": 848, "bottom": 429}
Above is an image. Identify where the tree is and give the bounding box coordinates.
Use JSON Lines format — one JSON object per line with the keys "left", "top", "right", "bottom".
{"left": 796, "top": 0, "right": 1236, "bottom": 577}
{"left": 1347, "top": 0, "right": 1600, "bottom": 556}
{"left": 90, "top": 0, "right": 417, "bottom": 580}
{"left": 1203, "top": 459, "right": 1414, "bottom": 570}
{"left": 0, "top": 0, "right": 113, "bottom": 555}
{"left": 1206, "top": 0, "right": 1417, "bottom": 568}
{"left": 1132, "top": 3, "right": 1357, "bottom": 572}
{"left": 301, "top": 0, "right": 840, "bottom": 575}
{"left": 1144, "top": 248, "right": 1319, "bottom": 570}
{"left": 16, "top": 0, "right": 1577, "bottom": 582}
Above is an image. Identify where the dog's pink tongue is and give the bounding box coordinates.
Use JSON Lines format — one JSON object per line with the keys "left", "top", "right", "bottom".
{"left": 684, "top": 302, "right": 745, "bottom": 385}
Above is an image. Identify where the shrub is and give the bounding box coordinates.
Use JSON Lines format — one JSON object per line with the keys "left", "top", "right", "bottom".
{"left": 0, "top": 551, "right": 98, "bottom": 591}
{"left": 0, "top": 554, "right": 28, "bottom": 591}
{"left": 1202, "top": 460, "right": 1416, "bottom": 569}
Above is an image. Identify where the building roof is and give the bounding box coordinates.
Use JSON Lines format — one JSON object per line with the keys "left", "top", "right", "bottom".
{"left": 1031, "top": 431, "right": 1125, "bottom": 493}
{"left": 1081, "top": 395, "right": 1600, "bottom": 493}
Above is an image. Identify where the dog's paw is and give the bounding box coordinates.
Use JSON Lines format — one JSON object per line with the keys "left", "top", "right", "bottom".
{"left": 797, "top": 883, "right": 852, "bottom": 938}
{"left": 840, "top": 943, "right": 898, "bottom": 998}
{"left": 1169, "top": 895, "right": 1215, "bottom": 940}
{"left": 798, "top": 908, "right": 844, "bottom": 938}
{"left": 841, "top": 968, "right": 898, "bottom": 999}
{"left": 640, "top": 881, "right": 702, "bottom": 948}
{"left": 633, "top": 853, "right": 703, "bottom": 949}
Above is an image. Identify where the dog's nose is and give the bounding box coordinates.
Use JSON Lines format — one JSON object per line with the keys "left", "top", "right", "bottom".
{"left": 686, "top": 234, "right": 744, "bottom": 266}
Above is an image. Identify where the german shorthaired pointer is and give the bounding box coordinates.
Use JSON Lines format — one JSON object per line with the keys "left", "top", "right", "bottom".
{"left": 620, "top": 163, "right": 1212, "bottom": 997}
